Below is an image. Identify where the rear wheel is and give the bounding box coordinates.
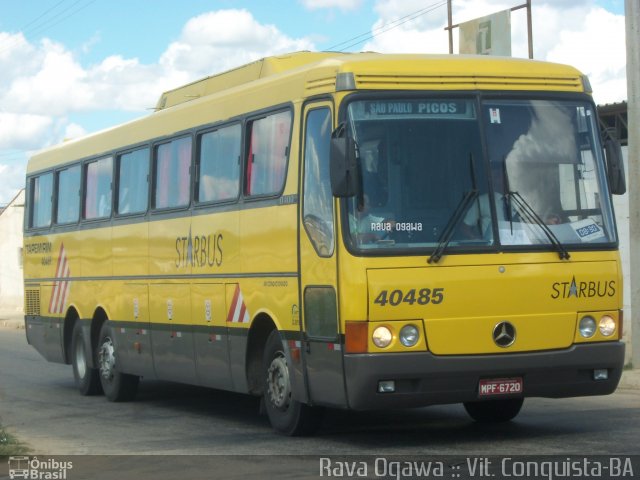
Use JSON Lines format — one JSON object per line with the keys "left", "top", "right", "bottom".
{"left": 464, "top": 398, "right": 524, "bottom": 422}
{"left": 262, "top": 330, "right": 323, "bottom": 435}
{"left": 97, "top": 323, "right": 139, "bottom": 402}
{"left": 71, "top": 322, "right": 102, "bottom": 395}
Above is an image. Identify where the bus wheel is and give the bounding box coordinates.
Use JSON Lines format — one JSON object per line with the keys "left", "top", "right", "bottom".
{"left": 463, "top": 398, "right": 524, "bottom": 422}
{"left": 97, "top": 323, "right": 139, "bottom": 402}
{"left": 262, "top": 330, "right": 323, "bottom": 436}
{"left": 71, "top": 322, "right": 102, "bottom": 395}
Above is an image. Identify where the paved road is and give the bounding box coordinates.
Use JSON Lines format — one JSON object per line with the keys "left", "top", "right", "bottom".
{"left": 0, "top": 325, "right": 639, "bottom": 478}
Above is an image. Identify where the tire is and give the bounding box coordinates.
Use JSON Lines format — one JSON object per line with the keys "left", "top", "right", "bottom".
{"left": 97, "top": 323, "right": 139, "bottom": 402}
{"left": 262, "top": 330, "right": 323, "bottom": 436}
{"left": 71, "top": 321, "right": 102, "bottom": 395}
{"left": 464, "top": 398, "right": 524, "bottom": 423}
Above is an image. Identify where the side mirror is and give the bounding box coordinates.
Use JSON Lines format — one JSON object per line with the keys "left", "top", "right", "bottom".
{"left": 604, "top": 138, "right": 626, "bottom": 195}
{"left": 330, "top": 124, "right": 359, "bottom": 197}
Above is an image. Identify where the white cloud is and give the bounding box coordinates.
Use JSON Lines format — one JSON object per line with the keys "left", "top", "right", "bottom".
{"left": 0, "top": 8, "right": 318, "bottom": 204}
{"left": 0, "top": 163, "right": 27, "bottom": 205}
{"left": 160, "top": 9, "right": 315, "bottom": 77}
{"left": 300, "top": 0, "right": 363, "bottom": 11}
{"left": 0, "top": 8, "right": 315, "bottom": 157}
{"left": 0, "top": 113, "right": 53, "bottom": 150}
{"left": 363, "top": 0, "right": 626, "bottom": 103}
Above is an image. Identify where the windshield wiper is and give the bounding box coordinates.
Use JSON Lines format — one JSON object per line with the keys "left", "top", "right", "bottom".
{"left": 428, "top": 189, "right": 478, "bottom": 264}
{"left": 507, "top": 191, "right": 571, "bottom": 260}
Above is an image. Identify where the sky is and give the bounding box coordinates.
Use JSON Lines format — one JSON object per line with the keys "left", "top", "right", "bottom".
{"left": 0, "top": 0, "right": 628, "bottom": 205}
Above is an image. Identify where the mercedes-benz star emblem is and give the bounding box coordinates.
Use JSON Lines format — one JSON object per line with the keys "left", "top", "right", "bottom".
{"left": 493, "top": 321, "right": 516, "bottom": 348}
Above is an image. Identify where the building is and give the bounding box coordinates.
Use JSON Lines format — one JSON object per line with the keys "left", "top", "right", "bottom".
{"left": 0, "top": 189, "right": 25, "bottom": 316}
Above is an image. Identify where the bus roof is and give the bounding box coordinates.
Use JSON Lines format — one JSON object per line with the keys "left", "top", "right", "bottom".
{"left": 28, "top": 51, "right": 587, "bottom": 174}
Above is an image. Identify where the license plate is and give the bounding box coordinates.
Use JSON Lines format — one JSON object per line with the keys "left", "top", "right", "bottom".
{"left": 478, "top": 377, "right": 523, "bottom": 397}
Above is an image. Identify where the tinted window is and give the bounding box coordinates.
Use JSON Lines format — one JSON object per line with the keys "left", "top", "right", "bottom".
{"left": 303, "top": 107, "right": 334, "bottom": 256}
{"left": 118, "top": 148, "right": 149, "bottom": 215}
{"left": 84, "top": 156, "right": 113, "bottom": 219}
{"left": 154, "top": 137, "right": 192, "bottom": 209}
{"left": 56, "top": 165, "right": 80, "bottom": 224}
{"left": 246, "top": 110, "right": 291, "bottom": 196}
{"left": 29, "top": 173, "right": 53, "bottom": 228}
{"left": 198, "top": 124, "right": 240, "bottom": 203}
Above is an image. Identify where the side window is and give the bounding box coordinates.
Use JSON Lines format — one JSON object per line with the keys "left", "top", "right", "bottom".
{"left": 245, "top": 110, "right": 291, "bottom": 197}
{"left": 197, "top": 124, "right": 240, "bottom": 203}
{"left": 84, "top": 156, "right": 113, "bottom": 219}
{"left": 56, "top": 165, "right": 80, "bottom": 224}
{"left": 117, "top": 147, "right": 149, "bottom": 215}
{"left": 29, "top": 173, "right": 53, "bottom": 228}
{"left": 302, "top": 107, "right": 334, "bottom": 256}
{"left": 154, "top": 136, "right": 192, "bottom": 209}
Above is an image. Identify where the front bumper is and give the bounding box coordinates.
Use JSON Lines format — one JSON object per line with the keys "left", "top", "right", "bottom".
{"left": 344, "top": 342, "right": 624, "bottom": 410}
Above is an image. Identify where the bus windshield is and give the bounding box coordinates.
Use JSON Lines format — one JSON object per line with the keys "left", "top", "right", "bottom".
{"left": 344, "top": 97, "right": 617, "bottom": 253}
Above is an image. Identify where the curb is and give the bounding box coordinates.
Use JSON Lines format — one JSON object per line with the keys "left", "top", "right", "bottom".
{"left": 619, "top": 368, "right": 640, "bottom": 390}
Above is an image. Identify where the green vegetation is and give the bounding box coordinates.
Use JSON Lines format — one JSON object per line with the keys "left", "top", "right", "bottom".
{"left": 0, "top": 424, "right": 29, "bottom": 457}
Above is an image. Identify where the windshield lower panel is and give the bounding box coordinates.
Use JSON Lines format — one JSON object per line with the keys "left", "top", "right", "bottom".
{"left": 343, "top": 96, "right": 617, "bottom": 254}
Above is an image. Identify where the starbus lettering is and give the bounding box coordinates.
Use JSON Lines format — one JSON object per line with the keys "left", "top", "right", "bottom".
{"left": 175, "top": 227, "right": 223, "bottom": 268}
{"left": 551, "top": 276, "right": 616, "bottom": 299}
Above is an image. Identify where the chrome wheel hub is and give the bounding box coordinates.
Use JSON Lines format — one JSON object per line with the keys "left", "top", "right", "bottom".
{"left": 98, "top": 337, "right": 116, "bottom": 382}
{"left": 267, "top": 353, "right": 291, "bottom": 409}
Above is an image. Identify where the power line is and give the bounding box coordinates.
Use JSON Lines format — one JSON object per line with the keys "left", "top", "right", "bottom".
{"left": 0, "top": 0, "right": 99, "bottom": 55}
{"left": 326, "top": 0, "right": 448, "bottom": 52}
{"left": 16, "top": 0, "right": 68, "bottom": 33}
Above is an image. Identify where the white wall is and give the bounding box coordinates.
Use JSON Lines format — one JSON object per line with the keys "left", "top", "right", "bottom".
{"left": 613, "top": 147, "right": 631, "bottom": 366}
{"left": 0, "top": 190, "right": 25, "bottom": 315}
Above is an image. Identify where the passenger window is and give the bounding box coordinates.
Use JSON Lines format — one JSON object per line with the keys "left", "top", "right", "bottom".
{"left": 29, "top": 173, "right": 53, "bottom": 228}
{"left": 245, "top": 110, "right": 291, "bottom": 197}
{"left": 117, "top": 148, "right": 149, "bottom": 215}
{"left": 303, "top": 107, "right": 334, "bottom": 257}
{"left": 197, "top": 124, "right": 240, "bottom": 203}
{"left": 154, "top": 137, "right": 192, "bottom": 209}
{"left": 56, "top": 165, "right": 80, "bottom": 224}
{"left": 84, "top": 156, "right": 113, "bottom": 219}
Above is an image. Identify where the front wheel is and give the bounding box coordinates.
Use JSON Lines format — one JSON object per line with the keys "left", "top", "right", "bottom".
{"left": 464, "top": 398, "right": 524, "bottom": 423}
{"left": 97, "top": 323, "right": 139, "bottom": 402}
{"left": 262, "top": 330, "right": 323, "bottom": 436}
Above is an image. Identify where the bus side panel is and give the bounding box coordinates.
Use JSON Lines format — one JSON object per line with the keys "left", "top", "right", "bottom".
{"left": 149, "top": 283, "right": 198, "bottom": 384}
{"left": 111, "top": 283, "right": 155, "bottom": 378}
{"left": 226, "top": 283, "right": 250, "bottom": 393}
{"left": 192, "top": 283, "right": 232, "bottom": 390}
{"left": 25, "top": 314, "right": 65, "bottom": 364}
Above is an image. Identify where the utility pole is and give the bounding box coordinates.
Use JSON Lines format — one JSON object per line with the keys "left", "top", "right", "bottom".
{"left": 626, "top": 0, "right": 640, "bottom": 367}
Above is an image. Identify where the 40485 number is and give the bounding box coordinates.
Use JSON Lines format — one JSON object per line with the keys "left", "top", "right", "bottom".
{"left": 374, "top": 288, "right": 444, "bottom": 307}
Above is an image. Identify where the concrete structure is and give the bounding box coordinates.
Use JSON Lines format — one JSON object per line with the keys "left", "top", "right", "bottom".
{"left": 0, "top": 189, "right": 25, "bottom": 316}
{"left": 626, "top": 0, "right": 640, "bottom": 368}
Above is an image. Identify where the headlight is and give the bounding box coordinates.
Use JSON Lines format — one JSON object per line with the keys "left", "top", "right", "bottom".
{"left": 372, "top": 326, "right": 393, "bottom": 348}
{"left": 599, "top": 315, "right": 616, "bottom": 336}
{"left": 399, "top": 324, "right": 420, "bottom": 347}
{"left": 579, "top": 316, "right": 596, "bottom": 338}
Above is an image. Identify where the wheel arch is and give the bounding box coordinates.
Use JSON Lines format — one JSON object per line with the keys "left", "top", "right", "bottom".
{"left": 245, "top": 312, "right": 277, "bottom": 396}
{"left": 62, "top": 306, "right": 80, "bottom": 364}
{"left": 90, "top": 306, "right": 110, "bottom": 363}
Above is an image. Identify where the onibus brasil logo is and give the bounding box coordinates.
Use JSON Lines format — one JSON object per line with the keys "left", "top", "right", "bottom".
{"left": 7, "top": 457, "right": 73, "bottom": 480}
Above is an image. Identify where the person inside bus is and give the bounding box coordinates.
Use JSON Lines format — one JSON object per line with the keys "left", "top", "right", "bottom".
{"left": 359, "top": 139, "right": 387, "bottom": 207}
{"left": 349, "top": 194, "right": 395, "bottom": 244}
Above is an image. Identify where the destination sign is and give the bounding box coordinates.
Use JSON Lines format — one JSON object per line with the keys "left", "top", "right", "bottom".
{"left": 352, "top": 100, "right": 475, "bottom": 120}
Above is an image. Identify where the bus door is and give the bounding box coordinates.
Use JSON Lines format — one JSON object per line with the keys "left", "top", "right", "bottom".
{"left": 298, "top": 102, "right": 347, "bottom": 407}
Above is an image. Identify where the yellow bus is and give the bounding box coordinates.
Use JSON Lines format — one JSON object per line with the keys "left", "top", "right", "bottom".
{"left": 23, "top": 51, "right": 627, "bottom": 435}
